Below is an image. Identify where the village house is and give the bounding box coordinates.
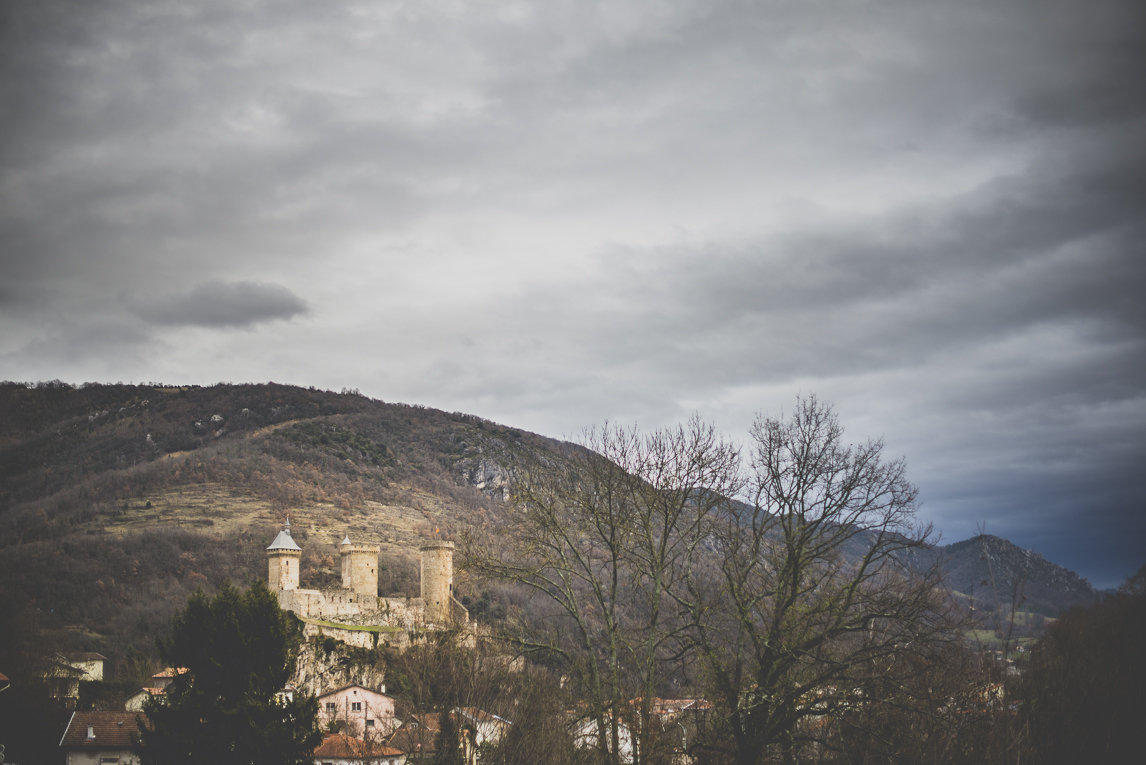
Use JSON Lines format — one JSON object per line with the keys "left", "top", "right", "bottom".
{"left": 386, "top": 713, "right": 440, "bottom": 762}
{"left": 149, "top": 667, "right": 188, "bottom": 690}
{"left": 313, "top": 732, "right": 404, "bottom": 765}
{"left": 572, "top": 715, "right": 635, "bottom": 764}
{"left": 123, "top": 686, "right": 165, "bottom": 712}
{"left": 453, "top": 707, "right": 511, "bottom": 748}
{"left": 59, "top": 711, "right": 147, "bottom": 765}
{"left": 386, "top": 709, "right": 505, "bottom": 765}
{"left": 122, "top": 667, "right": 189, "bottom": 710}
{"left": 45, "top": 660, "right": 88, "bottom": 705}
{"left": 61, "top": 653, "right": 107, "bottom": 682}
{"left": 318, "top": 683, "right": 398, "bottom": 737}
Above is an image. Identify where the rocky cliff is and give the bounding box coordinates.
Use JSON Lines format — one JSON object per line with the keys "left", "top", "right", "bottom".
{"left": 291, "top": 640, "right": 388, "bottom": 698}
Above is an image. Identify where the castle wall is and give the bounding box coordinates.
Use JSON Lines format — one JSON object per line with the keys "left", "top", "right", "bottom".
{"left": 279, "top": 588, "right": 381, "bottom": 619}
{"left": 267, "top": 527, "right": 468, "bottom": 634}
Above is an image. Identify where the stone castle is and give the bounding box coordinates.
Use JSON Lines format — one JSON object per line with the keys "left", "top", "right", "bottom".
{"left": 266, "top": 520, "right": 469, "bottom": 639}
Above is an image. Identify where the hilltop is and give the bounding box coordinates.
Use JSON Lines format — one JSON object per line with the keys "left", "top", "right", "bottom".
{"left": 939, "top": 534, "right": 1099, "bottom": 616}
{"left": 0, "top": 380, "right": 557, "bottom": 665}
{"left": 0, "top": 381, "right": 1098, "bottom": 672}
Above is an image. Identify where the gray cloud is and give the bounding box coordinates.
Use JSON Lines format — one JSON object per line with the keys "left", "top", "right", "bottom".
{"left": 133, "top": 281, "right": 309, "bottom": 328}
{"left": 1, "top": 0, "right": 1143, "bottom": 586}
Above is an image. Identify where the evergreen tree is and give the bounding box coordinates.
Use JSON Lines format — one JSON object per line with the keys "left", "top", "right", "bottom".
{"left": 434, "top": 709, "right": 465, "bottom": 765}
{"left": 1020, "top": 565, "right": 1145, "bottom": 764}
{"left": 139, "top": 580, "right": 321, "bottom": 765}
{"left": 0, "top": 591, "right": 70, "bottom": 765}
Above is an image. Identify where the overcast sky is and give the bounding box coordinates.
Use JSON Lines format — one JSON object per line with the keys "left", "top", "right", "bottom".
{"left": 2, "top": 0, "right": 1143, "bottom": 587}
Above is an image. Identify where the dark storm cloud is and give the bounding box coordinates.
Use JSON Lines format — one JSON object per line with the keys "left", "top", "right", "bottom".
{"left": 0, "top": 0, "right": 1143, "bottom": 585}
{"left": 133, "top": 281, "right": 309, "bottom": 329}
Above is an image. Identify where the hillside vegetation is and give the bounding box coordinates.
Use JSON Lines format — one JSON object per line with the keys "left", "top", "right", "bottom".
{"left": 0, "top": 381, "right": 1094, "bottom": 669}
{"left": 1, "top": 381, "right": 1129, "bottom": 765}
{"left": 0, "top": 380, "right": 549, "bottom": 666}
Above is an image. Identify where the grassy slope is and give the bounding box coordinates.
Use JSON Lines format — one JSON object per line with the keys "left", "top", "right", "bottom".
{"left": 0, "top": 381, "right": 551, "bottom": 670}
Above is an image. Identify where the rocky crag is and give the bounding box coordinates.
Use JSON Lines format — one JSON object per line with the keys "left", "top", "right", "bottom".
{"left": 291, "top": 640, "right": 387, "bottom": 699}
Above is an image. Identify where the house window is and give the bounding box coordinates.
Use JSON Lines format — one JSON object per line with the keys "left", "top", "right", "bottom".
{"left": 352, "top": 702, "right": 362, "bottom": 711}
{"left": 325, "top": 702, "right": 336, "bottom": 711}
{"left": 366, "top": 719, "right": 375, "bottom": 727}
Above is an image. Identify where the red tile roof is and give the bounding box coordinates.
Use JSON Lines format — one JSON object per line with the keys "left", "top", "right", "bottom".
{"left": 152, "top": 667, "right": 190, "bottom": 679}
{"left": 317, "top": 682, "right": 393, "bottom": 699}
{"left": 314, "top": 733, "right": 401, "bottom": 758}
{"left": 387, "top": 717, "right": 440, "bottom": 754}
{"left": 131, "top": 686, "right": 166, "bottom": 697}
{"left": 59, "top": 711, "right": 148, "bottom": 749}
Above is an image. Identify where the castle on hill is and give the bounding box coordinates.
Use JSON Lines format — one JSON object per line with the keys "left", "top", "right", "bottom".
{"left": 266, "top": 520, "right": 469, "bottom": 635}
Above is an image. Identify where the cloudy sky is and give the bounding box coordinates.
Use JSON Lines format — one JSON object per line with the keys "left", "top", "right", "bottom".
{"left": 2, "top": 0, "right": 1143, "bottom": 586}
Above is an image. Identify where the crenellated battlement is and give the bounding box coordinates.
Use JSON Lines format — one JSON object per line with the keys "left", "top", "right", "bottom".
{"left": 266, "top": 523, "right": 467, "bottom": 633}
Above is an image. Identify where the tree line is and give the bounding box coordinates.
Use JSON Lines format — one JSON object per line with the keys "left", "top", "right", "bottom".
{"left": 462, "top": 396, "right": 1142, "bottom": 764}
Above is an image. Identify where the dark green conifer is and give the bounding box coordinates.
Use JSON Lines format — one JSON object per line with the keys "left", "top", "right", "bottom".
{"left": 139, "top": 580, "right": 321, "bottom": 765}
{"left": 434, "top": 709, "right": 465, "bottom": 765}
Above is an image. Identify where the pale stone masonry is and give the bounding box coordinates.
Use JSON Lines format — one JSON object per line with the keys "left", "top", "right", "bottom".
{"left": 340, "top": 536, "right": 380, "bottom": 597}
{"left": 420, "top": 541, "right": 454, "bottom": 625}
{"left": 267, "top": 520, "right": 302, "bottom": 591}
{"left": 265, "top": 521, "right": 468, "bottom": 635}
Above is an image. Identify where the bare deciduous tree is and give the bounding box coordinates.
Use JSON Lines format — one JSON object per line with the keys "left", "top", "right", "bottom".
{"left": 464, "top": 417, "right": 739, "bottom": 765}
{"left": 678, "top": 395, "right": 959, "bottom": 765}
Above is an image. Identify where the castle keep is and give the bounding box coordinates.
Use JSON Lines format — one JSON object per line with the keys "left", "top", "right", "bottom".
{"left": 266, "top": 520, "right": 469, "bottom": 634}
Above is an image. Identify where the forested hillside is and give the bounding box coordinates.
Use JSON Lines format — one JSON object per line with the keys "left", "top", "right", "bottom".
{"left": 0, "top": 380, "right": 553, "bottom": 669}
{"left": 0, "top": 381, "right": 1095, "bottom": 673}
{"left": 1, "top": 381, "right": 1129, "bottom": 764}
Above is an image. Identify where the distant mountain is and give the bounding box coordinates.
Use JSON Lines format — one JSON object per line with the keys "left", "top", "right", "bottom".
{"left": 0, "top": 381, "right": 1100, "bottom": 669}
{"left": 938, "top": 534, "right": 1099, "bottom": 616}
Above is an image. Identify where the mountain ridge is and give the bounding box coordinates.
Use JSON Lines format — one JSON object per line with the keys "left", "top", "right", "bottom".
{"left": 0, "top": 380, "right": 1098, "bottom": 666}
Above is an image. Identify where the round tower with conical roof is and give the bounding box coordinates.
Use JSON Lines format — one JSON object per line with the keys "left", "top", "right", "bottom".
{"left": 267, "top": 519, "right": 302, "bottom": 591}
{"left": 340, "top": 535, "right": 380, "bottom": 597}
{"left": 420, "top": 541, "right": 455, "bottom": 624}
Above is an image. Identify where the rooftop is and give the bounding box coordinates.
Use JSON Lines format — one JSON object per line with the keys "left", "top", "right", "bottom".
{"left": 62, "top": 652, "right": 108, "bottom": 662}
{"left": 317, "top": 683, "right": 393, "bottom": 700}
{"left": 59, "top": 711, "right": 148, "bottom": 749}
{"left": 315, "top": 733, "right": 401, "bottom": 759}
{"left": 152, "top": 667, "right": 190, "bottom": 679}
{"left": 267, "top": 528, "right": 302, "bottom": 551}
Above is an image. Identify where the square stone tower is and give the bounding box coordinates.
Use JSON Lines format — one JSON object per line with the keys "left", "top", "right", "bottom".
{"left": 267, "top": 520, "right": 302, "bottom": 591}
{"left": 340, "top": 535, "right": 380, "bottom": 597}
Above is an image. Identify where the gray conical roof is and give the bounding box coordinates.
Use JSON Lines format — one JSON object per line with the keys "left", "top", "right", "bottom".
{"left": 267, "top": 528, "right": 301, "bottom": 552}
{"left": 341, "top": 535, "right": 352, "bottom": 546}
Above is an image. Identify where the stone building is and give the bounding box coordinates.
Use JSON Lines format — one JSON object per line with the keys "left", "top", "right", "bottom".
{"left": 265, "top": 520, "right": 468, "bottom": 636}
